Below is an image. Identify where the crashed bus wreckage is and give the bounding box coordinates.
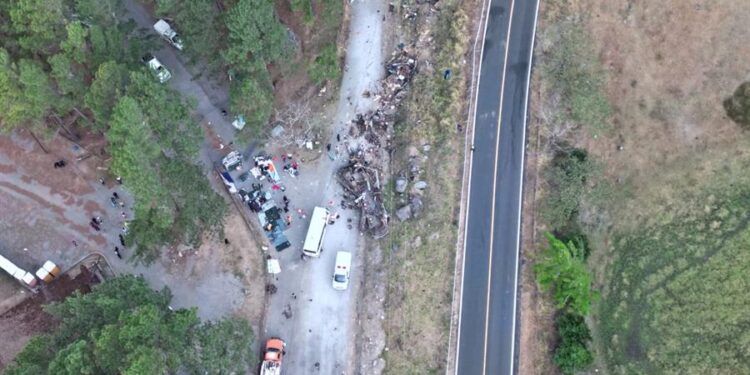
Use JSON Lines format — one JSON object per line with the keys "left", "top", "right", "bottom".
{"left": 334, "top": 50, "right": 418, "bottom": 238}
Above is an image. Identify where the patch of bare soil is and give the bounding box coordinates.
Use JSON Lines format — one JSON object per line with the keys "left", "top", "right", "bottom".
{"left": 0, "top": 266, "right": 100, "bottom": 369}
{"left": 220, "top": 212, "right": 266, "bottom": 331}
{"left": 582, "top": 0, "right": 750, "bottom": 227}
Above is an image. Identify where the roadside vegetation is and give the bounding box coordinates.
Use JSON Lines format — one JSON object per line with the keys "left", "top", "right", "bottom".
{"left": 533, "top": 1, "right": 750, "bottom": 374}
{"left": 4, "top": 275, "right": 254, "bottom": 374}
{"left": 0, "top": 0, "right": 226, "bottom": 263}
{"left": 535, "top": 233, "right": 596, "bottom": 374}
{"left": 382, "top": 1, "right": 471, "bottom": 373}
{"left": 543, "top": 19, "right": 610, "bottom": 136}
{"left": 599, "top": 177, "right": 750, "bottom": 374}
{"left": 532, "top": 1, "right": 613, "bottom": 373}
{"left": 151, "top": 0, "right": 343, "bottom": 135}
{"left": 301, "top": 0, "right": 344, "bottom": 87}
{"left": 724, "top": 81, "right": 750, "bottom": 128}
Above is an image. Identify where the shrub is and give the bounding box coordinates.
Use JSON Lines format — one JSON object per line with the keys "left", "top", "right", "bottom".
{"left": 541, "top": 147, "right": 595, "bottom": 230}
{"left": 553, "top": 311, "right": 594, "bottom": 375}
{"left": 724, "top": 81, "right": 750, "bottom": 128}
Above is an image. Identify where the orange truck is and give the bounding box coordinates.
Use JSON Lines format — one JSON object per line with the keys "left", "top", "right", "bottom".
{"left": 260, "top": 338, "right": 285, "bottom": 375}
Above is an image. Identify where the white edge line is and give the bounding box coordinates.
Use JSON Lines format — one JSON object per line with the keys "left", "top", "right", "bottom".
{"left": 453, "top": 0, "right": 492, "bottom": 373}
{"left": 509, "top": 0, "right": 541, "bottom": 374}
{"left": 483, "top": 0, "right": 516, "bottom": 373}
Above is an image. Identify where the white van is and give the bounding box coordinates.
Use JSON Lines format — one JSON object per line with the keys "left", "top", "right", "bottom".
{"left": 302, "top": 207, "right": 329, "bottom": 257}
{"left": 332, "top": 251, "right": 351, "bottom": 290}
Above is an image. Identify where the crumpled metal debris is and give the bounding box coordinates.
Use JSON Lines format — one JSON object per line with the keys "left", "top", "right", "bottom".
{"left": 336, "top": 50, "right": 419, "bottom": 237}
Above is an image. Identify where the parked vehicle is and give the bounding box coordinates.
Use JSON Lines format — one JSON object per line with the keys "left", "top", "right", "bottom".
{"left": 222, "top": 151, "right": 243, "bottom": 171}
{"left": 260, "top": 338, "right": 285, "bottom": 375}
{"left": 302, "top": 206, "right": 329, "bottom": 257}
{"left": 332, "top": 251, "right": 351, "bottom": 290}
{"left": 153, "top": 19, "right": 183, "bottom": 50}
{"left": 0, "top": 253, "right": 38, "bottom": 289}
{"left": 35, "top": 260, "right": 61, "bottom": 283}
{"left": 141, "top": 53, "right": 172, "bottom": 83}
{"left": 257, "top": 202, "right": 291, "bottom": 251}
{"left": 231, "top": 115, "right": 246, "bottom": 130}
{"left": 220, "top": 171, "right": 238, "bottom": 193}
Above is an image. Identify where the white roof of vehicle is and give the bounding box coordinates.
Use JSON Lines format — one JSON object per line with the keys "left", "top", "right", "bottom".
{"left": 333, "top": 251, "right": 351, "bottom": 290}
{"left": 302, "top": 207, "right": 329, "bottom": 256}
{"left": 222, "top": 151, "right": 242, "bottom": 170}
{"left": 153, "top": 19, "right": 171, "bottom": 34}
{"left": 0, "top": 254, "right": 22, "bottom": 277}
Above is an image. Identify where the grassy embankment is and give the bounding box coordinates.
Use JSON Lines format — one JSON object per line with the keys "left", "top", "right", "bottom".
{"left": 381, "top": 1, "right": 472, "bottom": 373}
{"left": 537, "top": 1, "right": 750, "bottom": 374}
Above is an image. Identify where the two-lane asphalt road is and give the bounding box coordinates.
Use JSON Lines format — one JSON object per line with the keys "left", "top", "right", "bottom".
{"left": 455, "top": 0, "right": 539, "bottom": 374}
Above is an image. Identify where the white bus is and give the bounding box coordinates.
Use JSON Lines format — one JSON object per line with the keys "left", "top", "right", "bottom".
{"left": 302, "top": 207, "right": 329, "bottom": 257}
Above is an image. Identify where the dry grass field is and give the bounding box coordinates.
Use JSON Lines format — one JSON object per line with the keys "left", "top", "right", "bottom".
{"left": 525, "top": 0, "right": 750, "bottom": 373}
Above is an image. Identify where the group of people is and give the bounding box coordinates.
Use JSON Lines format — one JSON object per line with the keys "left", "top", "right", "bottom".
{"left": 90, "top": 177, "right": 129, "bottom": 260}
{"left": 53, "top": 159, "right": 67, "bottom": 168}
{"left": 89, "top": 216, "right": 103, "bottom": 231}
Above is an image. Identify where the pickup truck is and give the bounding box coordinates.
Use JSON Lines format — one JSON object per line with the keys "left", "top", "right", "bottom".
{"left": 153, "top": 19, "right": 184, "bottom": 50}
{"left": 141, "top": 53, "right": 171, "bottom": 83}
{"left": 260, "top": 338, "right": 285, "bottom": 375}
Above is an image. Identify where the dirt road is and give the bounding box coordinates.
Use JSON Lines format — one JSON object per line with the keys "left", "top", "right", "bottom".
{"left": 261, "top": 1, "right": 387, "bottom": 374}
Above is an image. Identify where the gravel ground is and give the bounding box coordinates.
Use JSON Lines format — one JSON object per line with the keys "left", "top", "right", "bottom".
{"left": 260, "top": 1, "right": 387, "bottom": 374}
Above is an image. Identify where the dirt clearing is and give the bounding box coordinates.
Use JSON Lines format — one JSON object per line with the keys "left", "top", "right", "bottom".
{"left": 0, "top": 127, "right": 265, "bottom": 325}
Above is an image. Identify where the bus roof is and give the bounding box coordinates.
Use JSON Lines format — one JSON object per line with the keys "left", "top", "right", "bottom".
{"left": 302, "top": 207, "right": 329, "bottom": 256}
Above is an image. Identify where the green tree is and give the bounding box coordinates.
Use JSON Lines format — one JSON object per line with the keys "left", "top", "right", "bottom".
{"left": 556, "top": 310, "right": 591, "bottom": 344}
{"left": 126, "top": 205, "right": 175, "bottom": 263}
{"left": 16, "top": 59, "right": 56, "bottom": 128}
{"left": 552, "top": 311, "right": 594, "bottom": 374}
{"left": 192, "top": 318, "right": 255, "bottom": 374}
{"left": 60, "top": 21, "right": 89, "bottom": 65}
{"left": 3, "top": 336, "right": 55, "bottom": 375}
{"left": 125, "top": 71, "right": 201, "bottom": 157}
{"left": 0, "top": 48, "right": 24, "bottom": 131}
{"left": 290, "top": 0, "right": 314, "bottom": 24}
{"left": 9, "top": 0, "right": 67, "bottom": 53}
{"left": 48, "top": 54, "right": 87, "bottom": 113}
{"left": 74, "top": 0, "right": 124, "bottom": 26}
{"left": 230, "top": 62, "right": 274, "bottom": 131}
{"left": 6, "top": 275, "right": 254, "bottom": 374}
{"left": 88, "top": 24, "right": 129, "bottom": 68}
{"left": 535, "top": 232, "right": 597, "bottom": 315}
{"left": 84, "top": 61, "right": 129, "bottom": 127}
{"left": 45, "top": 275, "right": 171, "bottom": 343}
{"left": 160, "top": 159, "right": 227, "bottom": 247}
{"left": 223, "top": 0, "right": 289, "bottom": 67}
{"left": 724, "top": 81, "right": 750, "bottom": 128}
{"left": 307, "top": 43, "right": 340, "bottom": 85}
{"left": 106, "top": 96, "right": 169, "bottom": 210}
{"left": 542, "top": 147, "right": 594, "bottom": 230}
{"left": 106, "top": 87, "right": 224, "bottom": 263}
{"left": 554, "top": 339, "right": 594, "bottom": 375}
{"left": 48, "top": 340, "right": 97, "bottom": 375}
{"left": 156, "top": 0, "right": 223, "bottom": 65}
